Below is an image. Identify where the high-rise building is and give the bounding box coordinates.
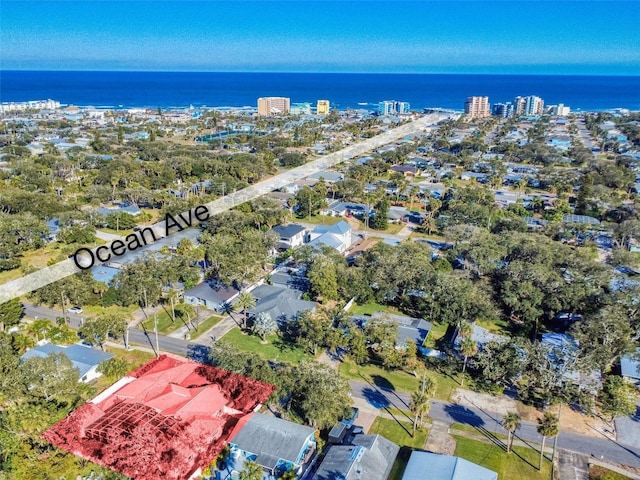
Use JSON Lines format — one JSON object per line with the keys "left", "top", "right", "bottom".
{"left": 514, "top": 96, "right": 526, "bottom": 115}
{"left": 290, "top": 102, "right": 312, "bottom": 115}
{"left": 316, "top": 100, "right": 330, "bottom": 115}
{"left": 378, "top": 100, "right": 411, "bottom": 116}
{"left": 550, "top": 103, "right": 571, "bottom": 116}
{"left": 464, "top": 96, "right": 490, "bottom": 118}
{"left": 257, "top": 97, "right": 290, "bottom": 115}
{"left": 524, "top": 96, "right": 544, "bottom": 115}
{"left": 492, "top": 102, "right": 515, "bottom": 118}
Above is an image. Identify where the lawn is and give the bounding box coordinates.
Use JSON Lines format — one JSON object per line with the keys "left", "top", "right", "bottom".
{"left": 221, "top": 327, "right": 313, "bottom": 364}
{"left": 453, "top": 435, "right": 552, "bottom": 480}
{"left": 297, "top": 214, "right": 341, "bottom": 225}
{"left": 349, "top": 301, "right": 400, "bottom": 316}
{"left": 91, "top": 346, "right": 156, "bottom": 394}
{"left": 589, "top": 465, "right": 631, "bottom": 480}
{"left": 339, "top": 357, "right": 458, "bottom": 401}
{"left": 369, "top": 417, "right": 428, "bottom": 480}
{"left": 139, "top": 304, "right": 194, "bottom": 335}
{"left": 424, "top": 321, "right": 449, "bottom": 349}
{"left": 369, "top": 416, "right": 428, "bottom": 449}
{"left": 188, "top": 314, "right": 223, "bottom": 340}
{"left": 81, "top": 304, "right": 139, "bottom": 319}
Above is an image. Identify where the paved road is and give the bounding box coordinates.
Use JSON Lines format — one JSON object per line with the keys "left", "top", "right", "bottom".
{"left": 349, "top": 379, "right": 640, "bottom": 469}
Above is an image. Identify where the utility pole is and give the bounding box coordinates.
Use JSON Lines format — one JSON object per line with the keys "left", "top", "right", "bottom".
{"left": 551, "top": 402, "right": 562, "bottom": 479}
{"left": 154, "top": 314, "right": 159, "bottom": 358}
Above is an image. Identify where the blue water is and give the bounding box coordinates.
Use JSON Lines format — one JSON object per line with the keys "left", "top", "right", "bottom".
{"left": 1, "top": 71, "right": 639, "bottom": 111}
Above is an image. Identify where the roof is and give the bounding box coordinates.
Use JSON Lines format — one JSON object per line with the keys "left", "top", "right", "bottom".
{"left": 621, "top": 349, "right": 640, "bottom": 380}
{"left": 43, "top": 354, "right": 275, "bottom": 480}
{"left": 21, "top": 344, "right": 114, "bottom": 378}
{"left": 248, "top": 285, "right": 316, "bottom": 323}
{"left": 371, "top": 312, "right": 432, "bottom": 348}
{"left": 402, "top": 451, "right": 498, "bottom": 480}
{"left": 308, "top": 170, "right": 344, "bottom": 183}
{"left": 272, "top": 223, "right": 307, "bottom": 239}
{"left": 312, "top": 434, "right": 399, "bottom": 480}
{"left": 230, "top": 413, "right": 315, "bottom": 471}
{"left": 184, "top": 280, "right": 240, "bottom": 305}
{"left": 314, "top": 220, "right": 351, "bottom": 236}
{"left": 562, "top": 214, "right": 601, "bottom": 225}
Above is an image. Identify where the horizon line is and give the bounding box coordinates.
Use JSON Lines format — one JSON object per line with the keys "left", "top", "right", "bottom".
{"left": 3, "top": 69, "right": 640, "bottom": 77}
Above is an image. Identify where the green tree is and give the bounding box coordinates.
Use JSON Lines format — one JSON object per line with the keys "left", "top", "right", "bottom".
{"left": 502, "top": 412, "right": 521, "bottom": 453}
{"left": 371, "top": 197, "right": 390, "bottom": 230}
{"left": 78, "top": 313, "right": 127, "bottom": 351}
{"left": 459, "top": 337, "right": 478, "bottom": 385}
{"left": 308, "top": 256, "right": 339, "bottom": 301}
{"left": 537, "top": 412, "right": 559, "bottom": 470}
{"left": 97, "top": 357, "right": 130, "bottom": 379}
{"left": 599, "top": 375, "right": 637, "bottom": 422}
{"left": 410, "top": 373, "right": 436, "bottom": 435}
{"left": 0, "top": 298, "right": 23, "bottom": 332}
{"left": 236, "top": 291, "right": 256, "bottom": 330}
{"left": 239, "top": 460, "right": 263, "bottom": 480}
{"left": 252, "top": 312, "right": 278, "bottom": 342}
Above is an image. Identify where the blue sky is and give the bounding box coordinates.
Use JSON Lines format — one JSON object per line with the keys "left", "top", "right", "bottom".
{"left": 2, "top": 1, "right": 640, "bottom": 74}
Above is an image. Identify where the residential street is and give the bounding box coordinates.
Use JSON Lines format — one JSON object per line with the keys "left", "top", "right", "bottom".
{"left": 348, "top": 379, "right": 640, "bottom": 469}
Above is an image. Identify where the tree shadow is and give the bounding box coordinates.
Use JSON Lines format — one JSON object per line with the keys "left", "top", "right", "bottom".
{"left": 444, "top": 403, "right": 485, "bottom": 427}
{"left": 362, "top": 387, "right": 391, "bottom": 409}
{"left": 371, "top": 375, "right": 395, "bottom": 391}
{"left": 187, "top": 344, "right": 212, "bottom": 364}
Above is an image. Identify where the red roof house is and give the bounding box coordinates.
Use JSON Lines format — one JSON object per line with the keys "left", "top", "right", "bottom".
{"left": 42, "top": 354, "right": 275, "bottom": 480}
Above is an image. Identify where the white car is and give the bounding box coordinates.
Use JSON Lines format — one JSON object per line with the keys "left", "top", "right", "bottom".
{"left": 67, "top": 306, "right": 83, "bottom": 314}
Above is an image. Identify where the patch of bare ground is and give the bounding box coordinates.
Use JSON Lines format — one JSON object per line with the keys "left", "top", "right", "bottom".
{"left": 451, "top": 388, "right": 611, "bottom": 438}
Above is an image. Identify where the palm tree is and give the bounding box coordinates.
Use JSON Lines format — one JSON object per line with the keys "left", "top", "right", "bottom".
{"left": 410, "top": 373, "right": 436, "bottom": 435}
{"left": 502, "top": 412, "right": 521, "bottom": 453}
{"left": 459, "top": 337, "right": 478, "bottom": 386}
{"left": 537, "top": 412, "right": 559, "bottom": 470}
{"left": 239, "top": 460, "right": 263, "bottom": 480}
{"left": 410, "top": 390, "right": 430, "bottom": 436}
{"left": 236, "top": 291, "right": 256, "bottom": 330}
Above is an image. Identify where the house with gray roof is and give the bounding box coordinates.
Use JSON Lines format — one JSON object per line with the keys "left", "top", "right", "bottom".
{"left": 402, "top": 451, "right": 497, "bottom": 480}
{"left": 248, "top": 284, "right": 316, "bottom": 325}
{"left": 21, "top": 343, "right": 114, "bottom": 383}
{"left": 354, "top": 312, "right": 432, "bottom": 352}
{"left": 308, "top": 170, "right": 344, "bottom": 183}
{"left": 312, "top": 434, "right": 399, "bottom": 480}
{"left": 183, "top": 279, "right": 240, "bottom": 312}
{"left": 229, "top": 413, "right": 316, "bottom": 477}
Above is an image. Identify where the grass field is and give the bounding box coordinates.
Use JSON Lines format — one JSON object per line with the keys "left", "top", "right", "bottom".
{"left": 140, "top": 305, "right": 194, "bottom": 335}
{"left": 453, "top": 435, "right": 552, "bottom": 480}
{"left": 91, "top": 346, "right": 156, "bottom": 394}
{"left": 348, "top": 301, "right": 400, "bottom": 316}
{"left": 339, "top": 358, "right": 458, "bottom": 401}
{"left": 369, "top": 417, "right": 428, "bottom": 480}
{"left": 589, "top": 465, "right": 632, "bottom": 480}
{"left": 188, "top": 314, "right": 223, "bottom": 340}
{"left": 221, "top": 327, "right": 313, "bottom": 364}
{"left": 297, "top": 214, "right": 341, "bottom": 225}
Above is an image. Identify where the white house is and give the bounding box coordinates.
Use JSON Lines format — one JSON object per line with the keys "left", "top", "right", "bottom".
{"left": 308, "top": 221, "right": 353, "bottom": 254}
{"left": 271, "top": 224, "right": 308, "bottom": 250}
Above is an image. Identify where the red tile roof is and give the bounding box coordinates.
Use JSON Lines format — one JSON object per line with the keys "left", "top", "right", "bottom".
{"left": 42, "top": 354, "right": 275, "bottom": 480}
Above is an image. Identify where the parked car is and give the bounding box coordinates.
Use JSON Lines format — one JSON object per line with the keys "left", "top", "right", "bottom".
{"left": 67, "top": 306, "right": 83, "bottom": 314}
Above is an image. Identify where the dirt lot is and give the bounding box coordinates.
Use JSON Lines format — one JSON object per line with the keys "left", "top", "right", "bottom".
{"left": 451, "top": 388, "right": 612, "bottom": 438}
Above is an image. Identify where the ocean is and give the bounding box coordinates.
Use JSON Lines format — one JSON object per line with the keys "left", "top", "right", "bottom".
{"left": 1, "top": 71, "right": 639, "bottom": 112}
